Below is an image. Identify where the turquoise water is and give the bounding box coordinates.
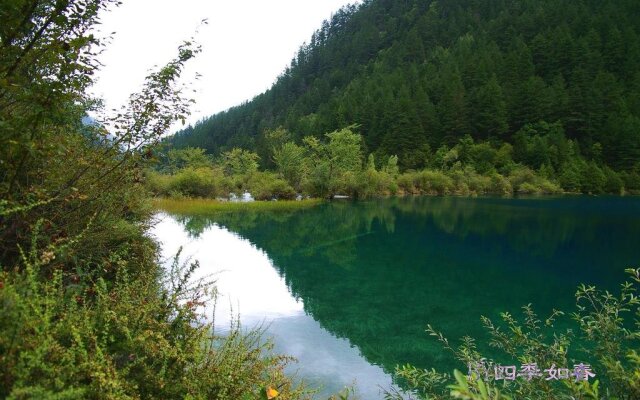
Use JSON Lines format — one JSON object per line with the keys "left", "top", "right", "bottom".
{"left": 152, "top": 196, "right": 640, "bottom": 398}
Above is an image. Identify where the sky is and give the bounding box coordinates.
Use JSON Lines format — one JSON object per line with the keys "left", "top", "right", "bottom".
{"left": 91, "top": 0, "right": 357, "bottom": 131}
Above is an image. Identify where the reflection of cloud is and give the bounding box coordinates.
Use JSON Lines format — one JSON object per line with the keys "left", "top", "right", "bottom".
{"left": 152, "top": 214, "right": 304, "bottom": 329}
{"left": 269, "top": 314, "right": 397, "bottom": 399}
{"left": 151, "top": 213, "right": 403, "bottom": 399}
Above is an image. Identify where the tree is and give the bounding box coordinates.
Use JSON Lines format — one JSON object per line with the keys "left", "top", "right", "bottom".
{"left": 509, "top": 76, "right": 553, "bottom": 130}
{"left": 258, "top": 126, "right": 293, "bottom": 168}
{"left": 381, "top": 85, "right": 428, "bottom": 170}
{"left": 221, "top": 148, "right": 260, "bottom": 176}
{"left": 166, "top": 147, "right": 211, "bottom": 172}
{"left": 273, "top": 142, "right": 306, "bottom": 190}
{"left": 303, "top": 127, "right": 363, "bottom": 197}
{"left": 437, "top": 69, "right": 469, "bottom": 145}
{"left": 325, "top": 127, "right": 363, "bottom": 193}
{"left": 165, "top": 0, "right": 640, "bottom": 185}
{"left": 469, "top": 75, "right": 508, "bottom": 139}
{"left": 603, "top": 114, "right": 640, "bottom": 171}
{"left": 0, "top": 0, "right": 199, "bottom": 264}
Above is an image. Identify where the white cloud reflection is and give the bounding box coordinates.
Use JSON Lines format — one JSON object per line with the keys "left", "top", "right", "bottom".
{"left": 151, "top": 213, "right": 304, "bottom": 328}
{"left": 150, "top": 213, "right": 401, "bottom": 399}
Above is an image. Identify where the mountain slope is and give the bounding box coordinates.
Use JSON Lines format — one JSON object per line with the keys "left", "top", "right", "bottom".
{"left": 170, "top": 0, "right": 640, "bottom": 171}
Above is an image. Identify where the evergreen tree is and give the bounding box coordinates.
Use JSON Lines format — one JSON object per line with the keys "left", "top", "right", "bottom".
{"left": 469, "top": 75, "right": 508, "bottom": 139}
{"left": 167, "top": 0, "right": 640, "bottom": 178}
{"left": 437, "top": 69, "right": 469, "bottom": 145}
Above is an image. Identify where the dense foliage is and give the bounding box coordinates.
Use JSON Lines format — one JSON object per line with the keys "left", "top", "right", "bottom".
{"left": 169, "top": 0, "right": 640, "bottom": 192}
{"left": 0, "top": 1, "right": 312, "bottom": 398}
{"left": 149, "top": 127, "right": 597, "bottom": 200}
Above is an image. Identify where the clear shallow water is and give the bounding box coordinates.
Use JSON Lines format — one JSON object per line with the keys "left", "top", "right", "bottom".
{"left": 151, "top": 196, "right": 640, "bottom": 398}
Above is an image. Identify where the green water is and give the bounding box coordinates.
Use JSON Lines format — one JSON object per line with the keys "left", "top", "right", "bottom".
{"left": 154, "top": 196, "right": 640, "bottom": 397}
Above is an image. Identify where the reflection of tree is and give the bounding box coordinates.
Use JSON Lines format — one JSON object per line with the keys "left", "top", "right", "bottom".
{"left": 163, "top": 197, "right": 640, "bottom": 376}
{"left": 171, "top": 201, "right": 398, "bottom": 270}
{"left": 391, "top": 196, "right": 640, "bottom": 259}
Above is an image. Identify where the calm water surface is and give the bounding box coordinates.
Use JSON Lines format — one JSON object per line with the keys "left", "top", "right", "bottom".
{"left": 151, "top": 196, "right": 640, "bottom": 398}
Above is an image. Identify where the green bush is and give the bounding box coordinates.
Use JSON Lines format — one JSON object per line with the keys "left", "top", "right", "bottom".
{"left": 146, "top": 167, "right": 231, "bottom": 199}
{"left": 508, "top": 167, "right": 537, "bottom": 190}
{"left": 386, "top": 269, "right": 640, "bottom": 400}
{"left": 509, "top": 167, "right": 561, "bottom": 194}
{"left": 489, "top": 173, "right": 513, "bottom": 196}
{"left": 397, "top": 172, "right": 418, "bottom": 194}
{"left": 0, "top": 237, "right": 309, "bottom": 399}
{"left": 602, "top": 166, "right": 624, "bottom": 194}
{"left": 537, "top": 179, "right": 562, "bottom": 194}
{"left": 146, "top": 169, "right": 174, "bottom": 196}
{"left": 411, "top": 170, "right": 455, "bottom": 195}
{"left": 247, "top": 171, "right": 296, "bottom": 200}
{"left": 559, "top": 163, "right": 583, "bottom": 193}
{"left": 147, "top": 132, "right": 606, "bottom": 199}
{"left": 580, "top": 162, "right": 606, "bottom": 194}
{"left": 357, "top": 168, "right": 397, "bottom": 198}
{"left": 169, "top": 167, "right": 222, "bottom": 198}
{"left": 518, "top": 181, "right": 542, "bottom": 194}
{"left": 465, "top": 172, "right": 492, "bottom": 195}
{"left": 325, "top": 169, "right": 358, "bottom": 197}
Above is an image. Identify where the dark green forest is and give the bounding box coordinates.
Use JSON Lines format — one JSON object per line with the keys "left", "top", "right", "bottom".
{"left": 169, "top": 0, "right": 640, "bottom": 193}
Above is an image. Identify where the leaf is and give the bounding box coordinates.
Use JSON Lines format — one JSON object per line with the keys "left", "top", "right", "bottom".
{"left": 266, "top": 386, "right": 279, "bottom": 399}
{"left": 477, "top": 379, "right": 488, "bottom": 398}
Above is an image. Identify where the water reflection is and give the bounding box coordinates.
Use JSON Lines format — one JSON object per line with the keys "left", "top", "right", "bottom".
{"left": 155, "top": 196, "right": 640, "bottom": 395}
{"left": 152, "top": 215, "right": 397, "bottom": 399}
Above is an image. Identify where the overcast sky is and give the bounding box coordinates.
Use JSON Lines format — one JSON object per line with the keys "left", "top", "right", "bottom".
{"left": 91, "top": 0, "right": 357, "bottom": 131}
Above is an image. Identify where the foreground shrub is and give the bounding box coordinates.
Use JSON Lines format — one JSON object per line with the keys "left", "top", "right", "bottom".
{"left": 385, "top": 268, "right": 640, "bottom": 400}
{"left": 0, "top": 237, "right": 310, "bottom": 399}
{"left": 0, "top": 2, "right": 316, "bottom": 398}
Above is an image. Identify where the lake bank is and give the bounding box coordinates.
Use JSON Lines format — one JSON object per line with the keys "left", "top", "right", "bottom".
{"left": 153, "top": 197, "right": 324, "bottom": 215}
{"left": 152, "top": 192, "right": 638, "bottom": 217}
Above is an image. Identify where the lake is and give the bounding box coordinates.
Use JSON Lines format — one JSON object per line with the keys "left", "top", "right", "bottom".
{"left": 151, "top": 196, "right": 640, "bottom": 398}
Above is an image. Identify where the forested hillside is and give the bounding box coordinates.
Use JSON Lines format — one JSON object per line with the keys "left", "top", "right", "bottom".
{"left": 169, "top": 0, "right": 640, "bottom": 178}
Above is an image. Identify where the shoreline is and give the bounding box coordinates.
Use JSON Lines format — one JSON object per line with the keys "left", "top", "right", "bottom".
{"left": 152, "top": 192, "right": 638, "bottom": 215}
{"left": 152, "top": 197, "right": 325, "bottom": 215}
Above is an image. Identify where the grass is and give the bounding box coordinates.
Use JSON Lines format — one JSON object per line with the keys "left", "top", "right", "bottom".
{"left": 153, "top": 197, "right": 324, "bottom": 215}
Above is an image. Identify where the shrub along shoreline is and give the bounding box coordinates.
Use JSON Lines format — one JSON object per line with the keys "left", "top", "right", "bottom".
{"left": 150, "top": 125, "right": 639, "bottom": 202}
